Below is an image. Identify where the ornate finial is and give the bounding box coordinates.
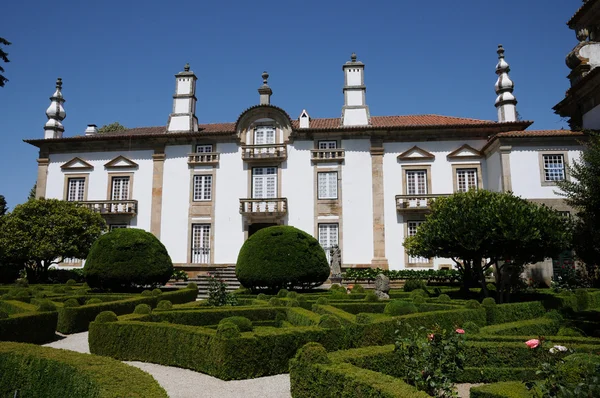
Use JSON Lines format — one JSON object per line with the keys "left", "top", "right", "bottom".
{"left": 184, "top": 63, "right": 190, "bottom": 72}
{"left": 351, "top": 52, "right": 357, "bottom": 62}
{"left": 497, "top": 45, "right": 505, "bottom": 59}
{"left": 262, "top": 71, "right": 269, "bottom": 85}
{"left": 56, "top": 77, "right": 62, "bottom": 89}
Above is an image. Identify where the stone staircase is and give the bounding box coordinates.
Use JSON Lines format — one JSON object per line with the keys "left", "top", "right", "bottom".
{"left": 171, "top": 267, "right": 241, "bottom": 300}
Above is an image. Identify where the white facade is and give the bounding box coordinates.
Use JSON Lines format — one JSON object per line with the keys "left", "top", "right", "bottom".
{"left": 30, "top": 55, "right": 584, "bottom": 274}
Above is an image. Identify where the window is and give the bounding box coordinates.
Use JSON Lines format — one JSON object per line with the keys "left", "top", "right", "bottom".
{"left": 196, "top": 144, "right": 213, "bottom": 153}
{"left": 543, "top": 154, "right": 565, "bottom": 182}
{"left": 318, "top": 141, "right": 337, "bottom": 149}
{"left": 456, "top": 168, "right": 478, "bottom": 192}
{"left": 254, "top": 126, "right": 276, "bottom": 145}
{"left": 67, "top": 178, "right": 85, "bottom": 201}
{"left": 318, "top": 223, "right": 339, "bottom": 264}
{"left": 406, "top": 170, "right": 427, "bottom": 195}
{"left": 109, "top": 224, "right": 128, "bottom": 231}
{"left": 318, "top": 172, "right": 338, "bottom": 199}
{"left": 252, "top": 167, "right": 277, "bottom": 199}
{"left": 407, "top": 221, "right": 429, "bottom": 264}
{"left": 191, "top": 224, "right": 210, "bottom": 264}
{"left": 111, "top": 176, "right": 130, "bottom": 200}
{"left": 193, "top": 175, "right": 212, "bottom": 201}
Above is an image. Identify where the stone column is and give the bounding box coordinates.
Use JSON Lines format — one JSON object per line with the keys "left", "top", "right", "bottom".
{"left": 499, "top": 145, "right": 512, "bottom": 192}
{"left": 35, "top": 157, "right": 49, "bottom": 198}
{"left": 370, "top": 138, "right": 388, "bottom": 269}
{"left": 150, "top": 149, "right": 166, "bottom": 238}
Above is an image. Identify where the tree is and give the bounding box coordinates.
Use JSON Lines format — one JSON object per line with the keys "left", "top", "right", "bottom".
{"left": 0, "top": 195, "right": 7, "bottom": 216}
{"left": 557, "top": 132, "right": 600, "bottom": 285}
{"left": 98, "top": 122, "right": 127, "bottom": 133}
{"left": 404, "top": 190, "right": 570, "bottom": 302}
{"left": 0, "top": 198, "right": 106, "bottom": 282}
{"left": 28, "top": 183, "right": 37, "bottom": 200}
{"left": 0, "top": 37, "right": 10, "bottom": 87}
{"left": 84, "top": 228, "right": 173, "bottom": 291}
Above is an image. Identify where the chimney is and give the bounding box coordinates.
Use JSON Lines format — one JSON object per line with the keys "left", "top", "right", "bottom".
{"left": 299, "top": 109, "right": 310, "bottom": 128}
{"left": 341, "top": 53, "right": 370, "bottom": 126}
{"left": 167, "top": 63, "right": 199, "bottom": 132}
{"left": 85, "top": 124, "right": 98, "bottom": 136}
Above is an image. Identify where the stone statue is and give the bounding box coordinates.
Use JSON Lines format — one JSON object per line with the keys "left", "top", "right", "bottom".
{"left": 329, "top": 245, "right": 342, "bottom": 282}
{"left": 374, "top": 273, "right": 390, "bottom": 300}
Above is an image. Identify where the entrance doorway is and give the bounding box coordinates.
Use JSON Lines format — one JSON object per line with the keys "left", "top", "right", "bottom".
{"left": 248, "top": 223, "right": 278, "bottom": 237}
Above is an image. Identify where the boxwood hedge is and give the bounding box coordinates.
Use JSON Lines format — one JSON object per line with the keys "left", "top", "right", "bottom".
{"left": 0, "top": 342, "right": 167, "bottom": 397}
{"left": 0, "top": 311, "right": 58, "bottom": 344}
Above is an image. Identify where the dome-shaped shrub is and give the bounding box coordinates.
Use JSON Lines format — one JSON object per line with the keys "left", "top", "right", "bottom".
{"left": 384, "top": 300, "right": 418, "bottom": 316}
{"left": 269, "top": 297, "right": 284, "bottom": 307}
{"left": 86, "top": 298, "right": 103, "bottom": 305}
{"left": 156, "top": 300, "right": 173, "bottom": 310}
{"left": 84, "top": 228, "right": 173, "bottom": 291}
{"left": 438, "top": 294, "right": 451, "bottom": 303}
{"left": 216, "top": 322, "right": 240, "bottom": 339}
{"left": 235, "top": 226, "right": 329, "bottom": 292}
{"left": 316, "top": 297, "right": 329, "bottom": 305}
{"left": 364, "top": 291, "right": 379, "bottom": 302}
{"left": 63, "top": 298, "right": 80, "bottom": 308}
{"left": 186, "top": 282, "right": 198, "bottom": 291}
{"left": 134, "top": 304, "right": 152, "bottom": 315}
{"left": 351, "top": 284, "right": 365, "bottom": 293}
{"left": 277, "top": 289, "right": 289, "bottom": 298}
{"left": 95, "top": 311, "right": 118, "bottom": 323}
{"left": 465, "top": 299, "right": 481, "bottom": 309}
{"left": 219, "top": 316, "right": 253, "bottom": 332}
{"left": 482, "top": 297, "right": 496, "bottom": 307}
{"left": 294, "top": 342, "right": 331, "bottom": 365}
{"left": 286, "top": 299, "right": 300, "bottom": 307}
{"left": 37, "top": 300, "right": 57, "bottom": 312}
{"left": 318, "top": 315, "right": 342, "bottom": 329}
{"left": 257, "top": 293, "right": 268, "bottom": 301}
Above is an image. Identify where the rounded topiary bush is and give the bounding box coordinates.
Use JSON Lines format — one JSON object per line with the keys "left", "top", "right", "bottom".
{"left": 331, "top": 291, "right": 347, "bottom": 300}
{"left": 152, "top": 288, "right": 162, "bottom": 297}
{"left": 403, "top": 279, "right": 426, "bottom": 292}
{"left": 186, "top": 282, "right": 198, "bottom": 291}
{"left": 410, "top": 289, "right": 427, "bottom": 299}
{"left": 86, "top": 298, "right": 103, "bottom": 305}
{"left": 63, "top": 298, "right": 80, "bottom": 308}
{"left": 14, "top": 289, "right": 31, "bottom": 303}
{"left": 413, "top": 296, "right": 426, "bottom": 305}
{"left": 465, "top": 299, "right": 481, "bottom": 309}
{"left": 52, "top": 285, "right": 66, "bottom": 294}
{"left": 268, "top": 297, "right": 284, "bottom": 307}
{"left": 287, "top": 291, "right": 298, "bottom": 299}
{"left": 277, "top": 289, "right": 289, "bottom": 298}
{"left": 330, "top": 284, "right": 342, "bottom": 291}
{"left": 482, "top": 297, "right": 496, "bottom": 307}
{"left": 384, "top": 300, "right": 418, "bottom": 316}
{"left": 219, "top": 316, "right": 253, "bottom": 332}
{"left": 66, "top": 279, "right": 77, "bottom": 286}
{"left": 157, "top": 300, "right": 173, "bottom": 310}
{"left": 352, "top": 284, "right": 365, "bottom": 293}
{"left": 257, "top": 293, "right": 268, "bottom": 301}
{"left": 236, "top": 226, "right": 329, "bottom": 292}
{"left": 216, "top": 322, "right": 240, "bottom": 339}
{"left": 95, "top": 311, "right": 118, "bottom": 323}
{"left": 36, "top": 300, "right": 57, "bottom": 312}
{"left": 84, "top": 228, "right": 174, "bottom": 291}
{"left": 294, "top": 342, "right": 331, "bottom": 365}
{"left": 318, "top": 315, "right": 342, "bottom": 329}
{"left": 316, "top": 297, "right": 329, "bottom": 305}
{"left": 437, "top": 294, "right": 451, "bottom": 303}
{"left": 141, "top": 290, "right": 152, "bottom": 297}
{"left": 364, "top": 291, "right": 379, "bottom": 302}
{"left": 134, "top": 304, "right": 152, "bottom": 315}
{"left": 286, "top": 299, "right": 300, "bottom": 307}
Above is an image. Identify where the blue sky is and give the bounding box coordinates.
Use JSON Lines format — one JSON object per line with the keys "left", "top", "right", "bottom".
{"left": 0, "top": 0, "right": 578, "bottom": 208}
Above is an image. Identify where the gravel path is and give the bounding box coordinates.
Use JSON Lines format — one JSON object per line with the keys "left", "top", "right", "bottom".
{"left": 44, "top": 332, "right": 291, "bottom": 398}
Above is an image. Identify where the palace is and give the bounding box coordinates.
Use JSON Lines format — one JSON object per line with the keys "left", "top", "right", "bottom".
{"left": 27, "top": 41, "right": 587, "bottom": 276}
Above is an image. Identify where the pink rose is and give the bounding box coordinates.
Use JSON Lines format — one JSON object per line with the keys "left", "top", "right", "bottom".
{"left": 525, "top": 339, "right": 540, "bottom": 349}
{"left": 428, "top": 333, "right": 434, "bottom": 341}
{"left": 455, "top": 329, "right": 465, "bottom": 334}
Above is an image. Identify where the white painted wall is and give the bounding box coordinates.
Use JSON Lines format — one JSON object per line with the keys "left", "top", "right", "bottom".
{"left": 347, "top": 90, "right": 363, "bottom": 106}
{"left": 176, "top": 78, "right": 191, "bottom": 95}
{"left": 583, "top": 103, "right": 600, "bottom": 129}
{"left": 46, "top": 150, "right": 154, "bottom": 231}
{"left": 347, "top": 69, "right": 361, "bottom": 86}
{"left": 283, "top": 141, "right": 314, "bottom": 237}
{"left": 342, "top": 139, "right": 373, "bottom": 265}
{"left": 174, "top": 98, "right": 189, "bottom": 114}
{"left": 213, "top": 143, "right": 246, "bottom": 264}
{"left": 486, "top": 151, "right": 502, "bottom": 192}
{"left": 161, "top": 145, "right": 191, "bottom": 263}
{"left": 382, "top": 140, "right": 487, "bottom": 270}
{"left": 167, "top": 115, "right": 190, "bottom": 131}
{"left": 509, "top": 145, "right": 582, "bottom": 199}
{"left": 342, "top": 108, "right": 369, "bottom": 126}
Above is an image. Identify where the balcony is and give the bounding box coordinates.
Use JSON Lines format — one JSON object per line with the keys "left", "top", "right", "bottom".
{"left": 188, "top": 152, "right": 219, "bottom": 166}
{"left": 395, "top": 194, "right": 449, "bottom": 213}
{"left": 239, "top": 198, "right": 288, "bottom": 221}
{"left": 241, "top": 144, "right": 287, "bottom": 163}
{"left": 79, "top": 200, "right": 138, "bottom": 216}
{"left": 311, "top": 149, "right": 345, "bottom": 163}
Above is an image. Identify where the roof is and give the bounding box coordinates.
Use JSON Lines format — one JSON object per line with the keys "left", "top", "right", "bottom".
{"left": 568, "top": 0, "right": 600, "bottom": 27}
{"left": 494, "top": 130, "right": 585, "bottom": 138}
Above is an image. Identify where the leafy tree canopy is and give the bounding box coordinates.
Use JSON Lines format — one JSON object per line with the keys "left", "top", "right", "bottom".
{"left": 404, "top": 190, "right": 571, "bottom": 301}
{"left": 0, "top": 195, "right": 7, "bottom": 216}
{"left": 557, "top": 132, "right": 600, "bottom": 282}
{"left": 0, "top": 37, "right": 10, "bottom": 87}
{"left": 0, "top": 198, "right": 106, "bottom": 282}
{"left": 98, "top": 122, "right": 127, "bottom": 134}
{"left": 28, "top": 184, "right": 37, "bottom": 200}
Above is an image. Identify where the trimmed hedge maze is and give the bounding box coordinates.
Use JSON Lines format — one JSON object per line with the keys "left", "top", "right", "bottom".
{"left": 0, "top": 342, "right": 167, "bottom": 397}
{"left": 0, "top": 284, "right": 198, "bottom": 343}
{"left": 87, "top": 288, "right": 600, "bottom": 385}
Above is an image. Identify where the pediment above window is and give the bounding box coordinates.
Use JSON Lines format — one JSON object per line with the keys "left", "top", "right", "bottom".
{"left": 446, "top": 144, "right": 483, "bottom": 160}
{"left": 104, "top": 155, "right": 139, "bottom": 169}
{"left": 60, "top": 157, "right": 94, "bottom": 171}
{"left": 397, "top": 146, "right": 435, "bottom": 161}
